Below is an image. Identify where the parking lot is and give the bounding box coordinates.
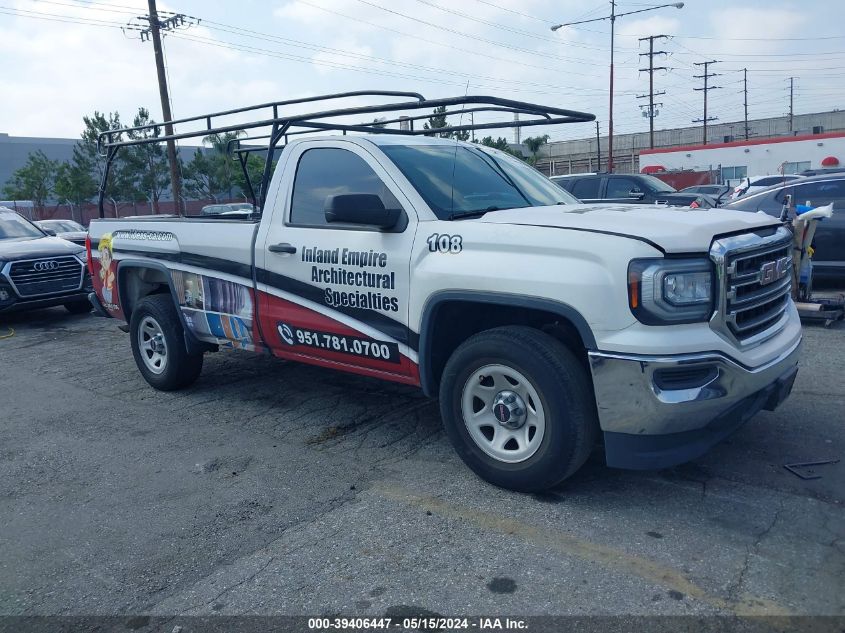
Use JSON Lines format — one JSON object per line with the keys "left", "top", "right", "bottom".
{"left": 1, "top": 306, "right": 843, "bottom": 620}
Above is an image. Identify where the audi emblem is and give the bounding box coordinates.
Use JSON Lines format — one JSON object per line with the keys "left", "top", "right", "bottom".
{"left": 34, "top": 260, "right": 60, "bottom": 272}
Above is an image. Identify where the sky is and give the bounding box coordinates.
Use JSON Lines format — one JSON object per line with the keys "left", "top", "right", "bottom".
{"left": 1, "top": 0, "right": 844, "bottom": 145}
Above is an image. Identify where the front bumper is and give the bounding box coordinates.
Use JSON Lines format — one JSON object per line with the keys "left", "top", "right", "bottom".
{"left": 0, "top": 289, "right": 91, "bottom": 313}
{"left": 588, "top": 336, "right": 801, "bottom": 470}
{"left": 0, "top": 271, "right": 93, "bottom": 314}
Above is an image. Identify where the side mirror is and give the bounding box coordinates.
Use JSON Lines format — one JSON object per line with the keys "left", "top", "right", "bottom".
{"left": 324, "top": 194, "right": 400, "bottom": 229}
{"left": 43, "top": 228, "right": 57, "bottom": 236}
{"left": 629, "top": 190, "right": 645, "bottom": 200}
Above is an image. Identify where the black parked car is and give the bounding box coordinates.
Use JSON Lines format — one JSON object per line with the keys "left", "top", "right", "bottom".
{"left": 551, "top": 173, "right": 717, "bottom": 208}
{"left": 0, "top": 208, "right": 92, "bottom": 314}
{"left": 681, "top": 184, "right": 733, "bottom": 206}
{"left": 723, "top": 174, "right": 845, "bottom": 279}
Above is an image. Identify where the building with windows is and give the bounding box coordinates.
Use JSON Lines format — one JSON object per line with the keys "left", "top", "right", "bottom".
{"left": 638, "top": 131, "right": 845, "bottom": 185}
{"left": 533, "top": 110, "right": 845, "bottom": 179}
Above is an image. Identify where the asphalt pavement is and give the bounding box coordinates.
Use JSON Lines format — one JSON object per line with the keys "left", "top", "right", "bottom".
{"left": 1, "top": 306, "right": 843, "bottom": 623}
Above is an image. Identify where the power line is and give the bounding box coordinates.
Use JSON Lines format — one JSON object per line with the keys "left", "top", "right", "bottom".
{"left": 468, "top": 0, "right": 554, "bottom": 23}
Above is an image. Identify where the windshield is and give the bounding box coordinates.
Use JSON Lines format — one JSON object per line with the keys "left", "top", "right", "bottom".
{"left": 40, "top": 220, "right": 84, "bottom": 232}
{"left": 380, "top": 144, "right": 578, "bottom": 219}
{"left": 0, "top": 211, "right": 45, "bottom": 240}
{"left": 639, "top": 175, "right": 676, "bottom": 193}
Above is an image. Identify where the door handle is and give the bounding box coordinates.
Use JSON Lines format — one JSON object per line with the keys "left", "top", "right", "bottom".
{"left": 268, "top": 243, "right": 297, "bottom": 254}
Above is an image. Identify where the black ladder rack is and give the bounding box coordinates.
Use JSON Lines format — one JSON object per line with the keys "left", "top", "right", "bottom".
{"left": 97, "top": 90, "right": 595, "bottom": 218}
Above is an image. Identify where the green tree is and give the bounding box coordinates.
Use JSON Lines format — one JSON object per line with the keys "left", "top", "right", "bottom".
{"left": 423, "top": 105, "right": 469, "bottom": 140}
{"left": 77, "top": 111, "right": 131, "bottom": 204}
{"left": 232, "top": 154, "right": 276, "bottom": 206}
{"left": 54, "top": 158, "right": 98, "bottom": 222}
{"left": 200, "top": 130, "right": 245, "bottom": 199}
{"left": 2, "top": 150, "right": 60, "bottom": 213}
{"left": 523, "top": 135, "right": 550, "bottom": 165}
{"left": 477, "top": 135, "right": 523, "bottom": 158}
{"left": 183, "top": 149, "right": 219, "bottom": 200}
{"left": 123, "top": 107, "right": 170, "bottom": 212}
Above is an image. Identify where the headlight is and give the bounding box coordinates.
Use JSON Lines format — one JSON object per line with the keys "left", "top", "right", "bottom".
{"left": 628, "top": 258, "right": 714, "bottom": 324}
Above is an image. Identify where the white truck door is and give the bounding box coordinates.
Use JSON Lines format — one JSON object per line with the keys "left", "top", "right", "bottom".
{"left": 257, "top": 140, "right": 419, "bottom": 382}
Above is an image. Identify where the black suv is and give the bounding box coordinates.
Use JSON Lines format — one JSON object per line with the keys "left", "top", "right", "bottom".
{"left": 551, "top": 173, "right": 717, "bottom": 208}
{"left": 0, "top": 208, "right": 92, "bottom": 314}
{"left": 723, "top": 174, "right": 845, "bottom": 280}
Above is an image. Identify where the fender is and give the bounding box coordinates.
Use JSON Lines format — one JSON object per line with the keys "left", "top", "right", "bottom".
{"left": 417, "top": 290, "right": 598, "bottom": 397}
{"left": 116, "top": 260, "right": 216, "bottom": 356}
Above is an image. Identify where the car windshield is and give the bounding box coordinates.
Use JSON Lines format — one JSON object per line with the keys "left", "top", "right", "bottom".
{"left": 0, "top": 211, "right": 45, "bottom": 240}
{"left": 639, "top": 175, "right": 676, "bottom": 193}
{"left": 40, "top": 220, "right": 83, "bottom": 232}
{"left": 380, "top": 143, "right": 578, "bottom": 219}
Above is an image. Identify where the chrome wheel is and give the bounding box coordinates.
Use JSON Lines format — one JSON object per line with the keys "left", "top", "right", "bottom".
{"left": 138, "top": 315, "right": 168, "bottom": 375}
{"left": 460, "top": 364, "right": 546, "bottom": 463}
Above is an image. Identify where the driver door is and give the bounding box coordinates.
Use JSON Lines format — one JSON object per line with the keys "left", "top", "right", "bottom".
{"left": 257, "top": 140, "right": 419, "bottom": 382}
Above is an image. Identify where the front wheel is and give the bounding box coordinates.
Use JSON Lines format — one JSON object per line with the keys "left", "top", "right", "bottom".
{"left": 439, "top": 326, "right": 598, "bottom": 492}
{"left": 130, "top": 294, "right": 203, "bottom": 391}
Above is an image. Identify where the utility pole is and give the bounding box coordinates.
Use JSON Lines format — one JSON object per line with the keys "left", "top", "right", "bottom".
{"left": 551, "top": 1, "right": 684, "bottom": 174}
{"left": 693, "top": 60, "right": 721, "bottom": 145}
{"left": 637, "top": 34, "right": 669, "bottom": 149}
{"left": 134, "top": 1, "right": 188, "bottom": 214}
{"left": 596, "top": 120, "right": 601, "bottom": 171}
{"left": 789, "top": 77, "right": 795, "bottom": 133}
{"left": 743, "top": 68, "right": 749, "bottom": 140}
{"left": 608, "top": 0, "right": 615, "bottom": 172}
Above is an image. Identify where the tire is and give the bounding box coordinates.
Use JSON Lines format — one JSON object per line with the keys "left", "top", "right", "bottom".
{"left": 129, "top": 294, "right": 203, "bottom": 391}
{"left": 64, "top": 300, "right": 92, "bottom": 314}
{"left": 439, "top": 326, "right": 598, "bottom": 492}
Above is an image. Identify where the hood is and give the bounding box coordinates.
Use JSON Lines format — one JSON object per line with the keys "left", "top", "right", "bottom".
{"left": 55, "top": 231, "right": 88, "bottom": 243}
{"left": 479, "top": 203, "right": 779, "bottom": 253}
{"left": 0, "top": 235, "right": 85, "bottom": 261}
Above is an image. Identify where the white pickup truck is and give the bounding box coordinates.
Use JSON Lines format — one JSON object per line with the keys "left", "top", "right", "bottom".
{"left": 88, "top": 94, "right": 801, "bottom": 491}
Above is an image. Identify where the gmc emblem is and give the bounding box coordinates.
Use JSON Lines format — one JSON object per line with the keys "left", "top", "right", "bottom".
{"left": 759, "top": 256, "right": 790, "bottom": 286}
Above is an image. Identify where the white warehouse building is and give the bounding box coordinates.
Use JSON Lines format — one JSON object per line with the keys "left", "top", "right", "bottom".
{"left": 638, "top": 131, "right": 845, "bottom": 184}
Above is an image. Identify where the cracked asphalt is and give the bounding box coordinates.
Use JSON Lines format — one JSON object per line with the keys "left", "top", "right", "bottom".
{"left": 1, "top": 305, "right": 843, "bottom": 621}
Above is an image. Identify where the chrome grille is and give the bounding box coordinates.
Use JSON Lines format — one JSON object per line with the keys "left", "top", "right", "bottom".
{"left": 710, "top": 227, "right": 793, "bottom": 346}
{"left": 7, "top": 256, "right": 84, "bottom": 297}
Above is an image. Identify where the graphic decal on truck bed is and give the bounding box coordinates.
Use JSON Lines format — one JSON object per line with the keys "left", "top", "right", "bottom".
{"left": 94, "top": 233, "right": 120, "bottom": 313}
{"left": 172, "top": 270, "right": 256, "bottom": 350}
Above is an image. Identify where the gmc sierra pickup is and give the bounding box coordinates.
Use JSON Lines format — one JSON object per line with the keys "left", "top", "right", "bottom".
{"left": 87, "top": 94, "right": 801, "bottom": 491}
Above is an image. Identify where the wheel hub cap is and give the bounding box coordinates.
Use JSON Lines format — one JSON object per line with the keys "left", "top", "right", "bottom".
{"left": 492, "top": 390, "right": 527, "bottom": 429}
{"left": 460, "top": 364, "right": 546, "bottom": 464}
{"left": 138, "top": 316, "right": 168, "bottom": 375}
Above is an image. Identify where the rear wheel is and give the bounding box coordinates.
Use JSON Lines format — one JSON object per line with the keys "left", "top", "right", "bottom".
{"left": 64, "top": 299, "right": 91, "bottom": 314}
{"left": 130, "top": 294, "right": 203, "bottom": 391}
{"left": 439, "top": 326, "right": 597, "bottom": 492}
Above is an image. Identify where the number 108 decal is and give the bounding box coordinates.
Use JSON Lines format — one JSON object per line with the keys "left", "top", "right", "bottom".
{"left": 427, "top": 233, "right": 462, "bottom": 254}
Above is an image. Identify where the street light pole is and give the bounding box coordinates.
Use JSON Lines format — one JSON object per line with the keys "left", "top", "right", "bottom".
{"left": 608, "top": 0, "right": 615, "bottom": 173}
{"left": 552, "top": 2, "right": 684, "bottom": 174}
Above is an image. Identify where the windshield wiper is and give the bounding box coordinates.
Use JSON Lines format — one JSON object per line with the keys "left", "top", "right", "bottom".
{"left": 447, "top": 206, "right": 506, "bottom": 220}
